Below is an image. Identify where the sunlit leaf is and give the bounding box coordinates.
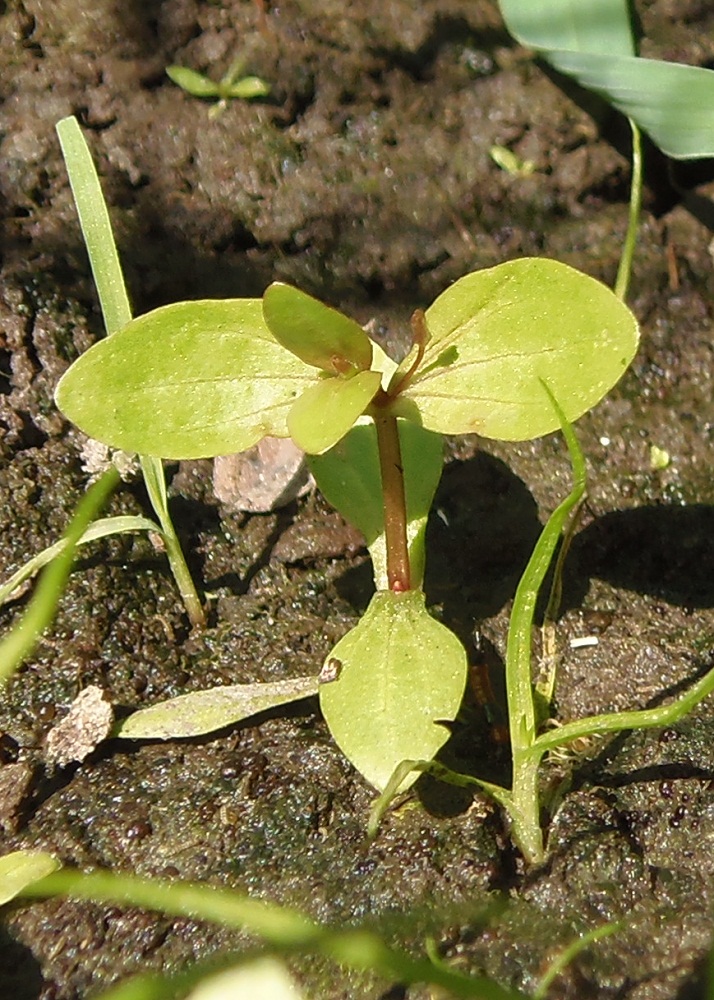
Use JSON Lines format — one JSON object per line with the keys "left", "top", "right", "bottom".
{"left": 55, "top": 300, "right": 315, "bottom": 459}
{"left": 309, "top": 420, "right": 444, "bottom": 589}
{"left": 166, "top": 66, "right": 220, "bottom": 97}
{"left": 397, "top": 258, "right": 638, "bottom": 441}
{"left": 116, "top": 677, "right": 318, "bottom": 740}
{"left": 288, "top": 370, "right": 381, "bottom": 454}
{"left": 187, "top": 959, "right": 304, "bottom": 1000}
{"left": 0, "top": 850, "right": 60, "bottom": 905}
{"left": 263, "top": 283, "right": 374, "bottom": 374}
{"left": 498, "top": 0, "right": 714, "bottom": 159}
{"left": 227, "top": 77, "right": 271, "bottom": 99}
{"left": 319, "top": 590, "right": 467, "bottom": 792}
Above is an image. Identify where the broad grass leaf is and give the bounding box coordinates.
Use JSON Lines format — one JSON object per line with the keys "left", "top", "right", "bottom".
{"left": 319, "top": 591, "right": 467, "bottom": 792}
{"left": 498, "top": 0, "right": 714, "bottom": 159}
{"left": 287, "top": 370, "right": 381, "bottom": 454}
{"left": 116, "top": 678, "right": 318, "bottom": 740}
{"left": 0, "top": 850, "right": 60, "bottom": 905}
{"left": 55, "top": 300, "right": 315, "bottom": 459}
{"left": 263, "top": 283, "right": 373, "bottom": 373}
{"left": 398, "top": 258, "right": 638, "bottom": 441}
{"left": 309, "top": 420, "right": 444, "bottom": 589}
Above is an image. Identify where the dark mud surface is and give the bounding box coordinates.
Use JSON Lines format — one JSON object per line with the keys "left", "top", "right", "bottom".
{"left": 2, "top": 0, "right": 714, "bottom": 997}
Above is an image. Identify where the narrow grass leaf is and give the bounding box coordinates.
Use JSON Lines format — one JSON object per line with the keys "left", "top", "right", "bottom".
{"left": 55, "top": 300, "right": 315, "bottom": 459}
{"left": 319, "top": 591, "right": 467, "bottom": 792}
{"left": 0, "top": 515, "right": 159, "bottom": 609}
{"left": 498, "top": 0, "right": 714, "bottom": 159}
{"left": 116, "top": 677, "right": 319, "bottom": 740}
{"left": 0, "top": 469, "right": 119, "bottom": 686}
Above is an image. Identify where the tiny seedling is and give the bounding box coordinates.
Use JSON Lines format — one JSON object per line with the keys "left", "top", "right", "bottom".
{"left": 167, "top": 57, "right": 270, "bottom": 118}
{"left": 53, "top": 167, "right": 640, "bottom": 808}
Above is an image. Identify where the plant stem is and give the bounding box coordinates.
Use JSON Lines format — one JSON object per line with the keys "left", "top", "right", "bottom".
{"left": 373, "top": 407, "right": 410, "bottom": 592}
{"left": 614, "top": 118, "right": 643, "bottom": 301}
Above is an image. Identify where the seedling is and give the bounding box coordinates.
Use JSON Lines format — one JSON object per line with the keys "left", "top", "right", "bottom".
{"left": 54, "top": 168, "right": 640, "bottom": 804}
{"left": 167, "top": 57, "right": 270, "bottom": 118}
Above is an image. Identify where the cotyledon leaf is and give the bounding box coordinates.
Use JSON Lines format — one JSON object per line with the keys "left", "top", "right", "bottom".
{"left": 288, "top": 370, "right": 382, "bottom": 455}
{"left": 319, "top": 590, "right": 468, "bottom": 793}
{"left": 263, "top": 282, "right": 374, "bottom": 374}
{"left": 115, "top": 677, "right": 319, "bottom": 740}
{"left": 55, "top": 300, "right": 316, "bottom": 459}
{"left": 396, "top": 258, "right": 638, "bottom": 442}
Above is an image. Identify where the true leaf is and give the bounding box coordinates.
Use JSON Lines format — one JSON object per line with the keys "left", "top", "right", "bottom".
{"left": 319, "top": 590, "right": 467, "bottom": 792}
{"left": 55, "top": 300, "right": 315, "bottom": 459}
{"left": 116, "top": 677, "right": 319, "bottom": 740}
{"left": 287, "top": 370, "right": 381, "bottom": 454}
{"left": 397, "top": 258, "right": 638, "bottom": 441}
{"left": 309, "top": 420, "right": 444, "bottom": 589}
{"left": 263, "top": 283, "right": 374, "bottom": 374}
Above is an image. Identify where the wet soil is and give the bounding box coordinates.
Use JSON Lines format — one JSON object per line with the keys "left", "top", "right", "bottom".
{"left": 2, "top": 0, "right": 714, "bottom": 997}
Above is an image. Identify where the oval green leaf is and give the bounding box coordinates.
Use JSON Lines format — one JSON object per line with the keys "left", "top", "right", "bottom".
{"left": 55, "top": 300, "right": 316, "bottom": 459}
{"left": 0, "top": 850, "right": 61, "bottom": 905}
{"left": 116, "top": 677, "right": 318, "bottom": 740}
{"left": 319, "top": 590, "right": 468, "bottom": 792}
{"left": 397, "top": 258, "right": 638, "bottom": 441}
{"left": 263, "top": 283, "right": 373, "bottom": 374}
{"left": 166, "top": 66, "right": 220, "bottom": 97}
{"left": 309, "top": 419, "right": 444, "bottom": 589}
{"left": 288, "top": 370, "right": 381, "bottom": 454}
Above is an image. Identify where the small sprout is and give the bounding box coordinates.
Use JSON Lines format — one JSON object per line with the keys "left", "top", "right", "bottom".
{"left": 167, "top": 57, "right": 270, "bottom": 118}
{"left": 489, "top": 144, "right": 536, "bottom": 176}
{"left": 649, "top": 443, "right": 671, "bottom": 470}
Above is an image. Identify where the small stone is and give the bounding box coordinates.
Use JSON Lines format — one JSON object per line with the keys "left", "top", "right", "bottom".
{"left": 0, "top": 761, "right": 34, "bottom": 833}
{"left": 45, "top": 686, "right": 114, "bottom": 767}
{"left": 213, "top": 437, "right": 312, "bottom": 513}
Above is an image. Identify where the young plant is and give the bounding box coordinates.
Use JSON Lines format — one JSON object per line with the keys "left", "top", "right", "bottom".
{"left": 54, "top": 197, "right": 639, "bottom": 802}
{"left": 167, "top": 57, "right": 270, "bottom": 118}
{"left": 54, "top": 116, "right": 205, "bottom": 629}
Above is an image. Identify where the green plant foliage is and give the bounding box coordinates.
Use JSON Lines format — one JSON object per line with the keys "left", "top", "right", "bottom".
{"left": 166, "top": 66, "right": 223, "bottom": 97}
{"left": 116, "top": 677, "right": 319, "bottom": 740}
{"left": 263, "top": 282, "right": 374, "bottom": 374}
{"left": 0, "top": 469, "right": 119, "bottom": 687}
{"left": 396, "top": 258, "right": 638, "bottom": 441}
{"left": 167, "top": 65, "right": 270, "bottom": 102}
{"left": 287, "top": 370, "right": 382, "bottom": 454}
{"left": 55, "top": 300, "right": 315, "bottom": 459}
{"left": 319, "top": 590, "right": 467, "bottom": 792}
{"left": 309, "top": 420, "right": 444, "bottom": 589}
{"left": 0, "top": 850, "right": 60, "bottom": 905}
{"left": 498, "top": 0, "right": 714, "bottom": 159}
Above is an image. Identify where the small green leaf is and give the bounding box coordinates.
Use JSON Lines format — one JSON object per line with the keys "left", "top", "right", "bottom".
{"left": 319, "top": 591, "right": 467, "bottom": 792}
{"left": 263, "top": 283, "right": 374, "bottom": 374}
{"left": 55, "top": 300, "right": 315, "bottom": 459}
{"left": 398, "top": 258, "right": 638, "bottom": 441}
{"left": 288, "top": 370, "right": 381, "bottom": 454}
{"left": 226, "top": 77, "right": 271, "bottom": 99}
{"left": 0, "top": 850, "right": 60, "bottom": 905}
{"left": 187, "top": 959, "right": 304, "bottom": 1000}
{"left": 309, "top": 419, "right": 444, "bottom": 589}
{"left": 115, "top": 677, "right": 318, "bottom": 740}
{"left": 166, "top": 66, "right": 220, "bottom": 97}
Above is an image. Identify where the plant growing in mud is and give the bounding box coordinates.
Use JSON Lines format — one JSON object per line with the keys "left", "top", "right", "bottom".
{"left": 167, "top": 57, "right": 270, "bottom": 118}
{"left": 53, "top": 142, "right": 641, "bottom": 830}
